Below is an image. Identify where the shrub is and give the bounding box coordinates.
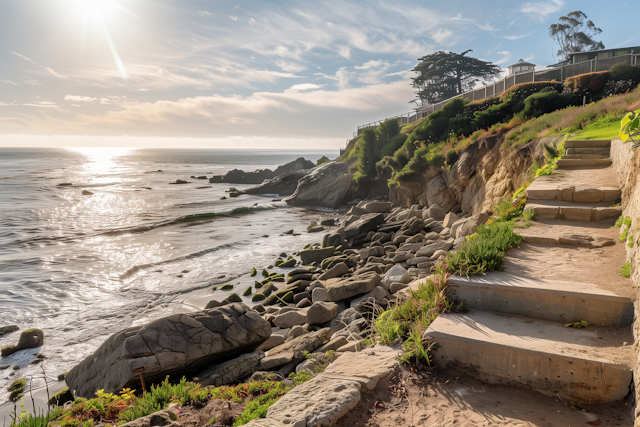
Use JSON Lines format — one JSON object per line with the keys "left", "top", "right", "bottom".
{"left": 523, "top": 90, "right": 568, "bottom": 118}
{"left": 445, "top": 222, "right": 524, "bottom": 276}
{"left": 610, "top": 63, "right": 640, "bottom": 85}
{"left": 445, "top": 148, "right": 459, "bottom": 165}
{"left": 315, "top": 156, "right": 330, "bottom": 166}
{"left": 564, "top": 71, "right": 611, "bottom": 95}
{"left": 620, "top": 263, "right": 631, "bottom": 278}
{"left": 604, "top": 80, "right": 636, "bottom": 97}
{"left": 499, "top": 81, "right": 565, "bottom": 103}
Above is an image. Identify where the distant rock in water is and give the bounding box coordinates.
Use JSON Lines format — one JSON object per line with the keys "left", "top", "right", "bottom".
{"left": 82, "top": 190, "right": 94, "bottom": 195}
{"left": 1, "top": 328, "right": 44, "bottom": 357}
{"left": 284, "top": 161, "right": 357, "bottom": 208}
{"left": 241, "top": 170, "right": 309, "bottom": 196}
{"left": 209, "top": 157, "right": 315, "bottom": 185}
{"left": 0, "top": 325, "right": 19, "bottom": 336}
{"left": 65, "top": 303, "right": 271, "bottom": 398}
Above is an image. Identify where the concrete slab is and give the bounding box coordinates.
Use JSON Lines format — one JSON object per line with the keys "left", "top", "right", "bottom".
{"left": 557, "top": 158, "right": 612, "bottom": 168}
{"left": 322, "top": 346, "right": 398, "bottom": 390}
{"left": 525, "top": 201, "right": 622, "bottom": 222}
{"left": 572, "top": 189, "right": 605, "bottom": 202}
{"left": 425, "top": 311, "right": 633, "bottom": 405}
{"left": 448, "top": 272, "right": 633, "bottom": 326}
{"left": 563, "top": 154, "right": 609, "bottom": 160}
{"left": 565, "top": 139, "right": 611, "bottom": 148}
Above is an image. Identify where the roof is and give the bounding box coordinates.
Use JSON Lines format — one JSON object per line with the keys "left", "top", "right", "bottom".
{"left": 568, "top": 46, "right": 640, "bottom": 56}
{"left": 508, "top": 59, "right": 535, "bottom": 68}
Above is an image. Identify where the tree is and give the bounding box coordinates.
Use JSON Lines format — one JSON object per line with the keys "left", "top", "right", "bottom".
{"left": 411, "top": 50, "right": 501, "bottom": 105}
{"left": 549, "top": 11, "right": 604, "bottom": 62}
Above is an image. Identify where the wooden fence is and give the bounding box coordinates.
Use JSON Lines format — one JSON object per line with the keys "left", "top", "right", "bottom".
{"left": 354, "top": 53, "right": 640, "bottom": 137}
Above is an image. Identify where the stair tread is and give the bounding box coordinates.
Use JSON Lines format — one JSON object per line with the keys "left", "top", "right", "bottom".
{"left": 426, "top": 310, "right": 633, "bottom": 366}
{"left": 557, "top": 159, "right": 612, "bottom": 169}
{"left": 565, "top": 139, "right": 612, "bottom": 148}
{"left": 450, "top": 272, "right": 628, "bottom": 300}
{"left": 527, "top": 167, "right": 620, "bottom": 191}
{"left": 525, "top": 200, "right": 618, "bottom": 208}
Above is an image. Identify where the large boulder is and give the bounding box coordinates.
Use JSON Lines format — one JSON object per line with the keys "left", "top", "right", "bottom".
{"left": 456, "top": 212, "right": 490, "bottom": 238}
{"left": 300, "top": 247, "right": 335, "bottom": 265}
{"left": 318, "top": 263, "right": 349, "bottom": 281}
{"left": 284, "top": 162, "right": 356, "bottom": 208}
{"left": 426, "top": 174, "right": 458, "bottom": 213}
{"left": 66, "top": 303, "right": 271, "bottom": 398}
{"left": 363, "top": 201, "right": 392, "bottom": 213}
{"left": 380, "top": 264, "right": 411, "bottom": 289}
{"left": 241, "top": 171, "right": 309, "bottom": 196}
{"left": 307, "top": 302, "right": 338, "bottom": 325}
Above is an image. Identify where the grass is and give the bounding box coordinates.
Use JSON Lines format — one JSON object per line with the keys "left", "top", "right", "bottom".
{"left": 445, "top": 222, "right": 524, "bottom": 276}
{"left": 374, "top": 262, "right": 456, "bottom": 366}
{"left": 620, "top": 263, "right": 631, "bottom": 278}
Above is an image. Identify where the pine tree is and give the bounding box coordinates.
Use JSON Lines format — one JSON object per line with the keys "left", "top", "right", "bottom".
{"left": 411, "top": 50, "right": 501, "bottom": 105}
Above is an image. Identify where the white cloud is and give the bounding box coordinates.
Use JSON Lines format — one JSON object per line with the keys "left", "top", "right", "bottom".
{"left": 198, "top": 10, "right": 211, "bottom": 16}
{"left": 65, "top": 95, "right": 98, "bottom": 102}
{"left": 337, "top": 45, "right": 351, "bottom": 59}
{"left": 248, "top": 18, "right": 256, "bottom": 25}
{"left": 432, "top": 28, "right": 454, "bottom": 46}
{"left": 229, "top": 15, "right": 238, "bottom": 21}
{"left": 521, "top": 0, "right": 564, "bottom": 20}
{"left": 326, "top": 21, "right": 334, "bottom": 27}
{"left": 1, "top": 80, "right": 20, "bottom": 85}
{"left": 286, "top": 83, "right": 323, "bottom": 91}
{"left": 22, "top": 100, "right": 59, "bottom": 108}
{"left": 275, "top": 59, "right": 307, "bottom": 72}
{"left": 502, "top": 32, "right": 533, "bottom": 40}
{"left": 494, "top": 51, "right": 512, "bottom": 65}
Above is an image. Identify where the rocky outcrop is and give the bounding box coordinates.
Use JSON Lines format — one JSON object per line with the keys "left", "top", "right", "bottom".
{"left": 209, "top": 157, "right": 314, "bottom": 184}
{"left": 284, "top": 162, "right": 357, "bottom": 208}
{"left": 390, "top": 134, "right": 555, "bottom": 213}
{"left": 241, "top": 170, "right": 309, "bottom": 196}
{"left": 1, "top": 328, "right": 44, "bottom": 357}
{"left": 66, "top": 303, "right": 271, "bottom": 398}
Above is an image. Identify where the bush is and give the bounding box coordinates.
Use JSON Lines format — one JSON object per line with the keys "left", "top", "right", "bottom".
{"left": 499, "top": 81, "right": 565, "bottom": 103}
{"left": 315, "top": 156, "right": 330, "bottom": 166}
{"left": 523, "top": 90, "right": 568, "bottom": 118}
{"left": 445, "top": 148, "right": 459, "bottom": 165}
{"left": 610, "top": 63, "right": 640, "bottom": 85}
{"left": 604, "top": 80, "right": 637, "bottom": 97}
{"left": 445, "top": 222, "right": 524, "bottom": 276}
{"left": 564, "top": 71, "right": 611, "bottom": 95}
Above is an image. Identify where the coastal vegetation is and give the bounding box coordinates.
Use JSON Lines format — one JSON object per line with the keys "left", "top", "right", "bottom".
{"left": 341, "top": 64, "right": 640, "bottom": 188}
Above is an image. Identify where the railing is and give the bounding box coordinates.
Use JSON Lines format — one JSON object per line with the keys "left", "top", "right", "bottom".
{"left": 353, "top": 52, "right": 640, "bottom": 138}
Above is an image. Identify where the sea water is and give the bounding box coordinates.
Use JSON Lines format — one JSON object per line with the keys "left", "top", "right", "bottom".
{"left": 0, "top": 147, "right": 335, "bottom": 402}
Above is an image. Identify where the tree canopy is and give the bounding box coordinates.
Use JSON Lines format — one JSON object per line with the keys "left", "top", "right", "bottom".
{"left": 411, "top": 50, "right": 501, "bottom": 106}
{"left": 549, "top": 11, "right": 604, "bottom": 62}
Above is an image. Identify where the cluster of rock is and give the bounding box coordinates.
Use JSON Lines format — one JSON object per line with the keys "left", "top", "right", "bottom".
{"left": 209, "top": 158, "right": 315, "bottom": 185}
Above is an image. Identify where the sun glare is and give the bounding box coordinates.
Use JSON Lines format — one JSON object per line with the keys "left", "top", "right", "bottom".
{"left": 76, "top": 0, "right": 114, "bottom": 18}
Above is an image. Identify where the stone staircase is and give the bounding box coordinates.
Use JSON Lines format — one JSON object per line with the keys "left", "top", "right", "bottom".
{"left": 424, "top": 139, "right": 635, "bottom": 406}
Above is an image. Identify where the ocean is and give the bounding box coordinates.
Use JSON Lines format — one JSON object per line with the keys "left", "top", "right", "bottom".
{"left": 0, "top": 147, "right": 336, "bottom": 402}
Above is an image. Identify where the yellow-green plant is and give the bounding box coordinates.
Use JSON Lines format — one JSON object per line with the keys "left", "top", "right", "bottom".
{"left": 620, "top": 109, "right": 640, "bottom": 144}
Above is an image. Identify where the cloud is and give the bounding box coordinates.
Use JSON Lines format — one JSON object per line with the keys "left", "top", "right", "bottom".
{"left": 1, "top": 80, "right": 20, "bottom": 85}
{"left": 22, "top": 100, "right": 59, "bottom": 108}
{"left": 613, "top": 37, "right": 636, "bottom": 48}
{"left": 494, "top": 51, "right": 512, "bottom": 65}
{"left": 65, "top": 95, "right": 98, "bottom": 102}
{"left": 229, "top": 15, "right": 238, "bottom": 21}
{"left": 502, "top": 32, "right": 533, "bottom": 40}
{"left": 275, "top": 59, "right": 307, "bottom": 72}
{"left": 286, "top": 83, "right": 323, "bottom": 91}
{"left": 520, "top": 0, "right": 564, "bottom": 20}
{"left": 327, "top": 21, "right": 334, "bottom": 27}
{"left": 432, "top": 28, "right": 455, "bottom": 46}
{"left": 12, "top": 51, "right": 66, "bottom": 79}
{"left": 198, "top": 10, "right": 211, "bottom": 16}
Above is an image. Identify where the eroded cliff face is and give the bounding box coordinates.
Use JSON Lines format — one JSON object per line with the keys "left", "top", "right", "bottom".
{"left": 390, "top": 134, "right": 560, "bottom": 214}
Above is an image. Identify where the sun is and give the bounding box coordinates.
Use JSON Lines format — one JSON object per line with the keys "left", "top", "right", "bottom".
{"left": 75, "top": 0, "right": 115, "bottom": 18}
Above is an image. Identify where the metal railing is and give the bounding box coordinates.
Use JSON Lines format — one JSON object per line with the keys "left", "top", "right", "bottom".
{"left": 353, "top": 53, "right": 640, "bottom": 138}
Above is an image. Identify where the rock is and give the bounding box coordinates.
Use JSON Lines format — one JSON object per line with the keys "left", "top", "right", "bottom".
{"left": 363, "top": 201, "right": 392, "bottom": 213}
{"left": 326, "top": 272, "right": 381, "bottom": 301}
{"left": 336, "top": 341, "right": 363, "bottom": 353}
{"left": 456, "top": 212, "right": 490, "bottom": 238}
{"left": 247, "top": 371, "right": 285, "bottom": 383}
{"left": 118, "top": 408, "right": 178, "bottom": 427}
{"left": 210, "top": 158, "right": 314, "bottom": 185}
{"left": 196, "top": 351, "right": 264, "bottom": 386}
{"left": 320, "top": 218, "right": 335, "bottom": 226}
{"left": 347, "top": 206, "right": 368, "bottom": 216}
{"left": 392, "top": 252, "right": 413, "bottom": 263}
{"left": 284, "top": 162, "right": 357, "bottom": 209}
{"left": 431, "top": 249, "right": 447, "bottom": 260}
{"left": 315, "top": 336, "right": 349, "bottom": 354}
{"left": 268, "top": 328, "right": 333, "bottom": 360}
{"left": 343, "top": 213, "right": 385, "bottom": 239}
{"left": 261, "top": 352, "right": 294, "bottom": 370}
{"left": 81, "top": 190, "right": 94, "bottom": 196}
{"left": 257, "top": 334, "right": 286, "bottom": 351}
{"left": 0, "top": 325, "right": 19, "bottom": 336}
{"left": 295, "top": 298, "right": 311, "bottom": 308}
{"left": 323, "top": 346, "right": 398, "bottom": 390}
{"left": 407, "top": 256, "right": 431, "bottom": 266}
{"left": 443, "top": 212, "right": 459, "bottom": 228}
{"left": 390, "top": 282, "right": 409, "bottom": 294}
{"left": 405, "top": 234, "right": 424, "bottom": 244}
{"left": 1, "top": 328, "right": 45, "bottom": 357}
{"left": 398, "top": 217, "right": 425, "bottom": 236}
{"left": 307, "top": 226, "right": 325, "bottom": 233}
{"left": 311, "top": 287, "right": 330, "bottom": 303}
{"left": 266, "top": 376, "right": 361, "bottom": 427}
{"left": 300, "top": 247, "right": 335, "bottom": 265}
{"left": 294, "top": 292, "right": 311, "bottom": 304}
{"left": 273, "top": 310, "right": 308, "bottom": 329}
{"left": 66, "top": 304, "right": 271, "bottom": 398}
{"left": 295, "top": 354, "right": 329, "bottom": 373}
{"left": 329, "top": 308, "right": 363, "bottom": 332}
{"left": 241, "top": 171, "right": 309, "bottom": 196}
{"left": 174, "top": 179, "right": 188, "bottom": 184}
{"left": 350, "top": 286, "right": 389, "bottom": 308}
{"left": 426, "top": 204, "right": 446, "bottom": 221}
{"left": 381, "top": 264, "right": 411, "bottom": 290}
{"left": 359, "top": 246, "right": 385, "bottom": 260}
{"left": 287, "top": 325, "right": 307, "bottom": 341}
{"left": 416, "top": 240, "right": 453, "bottom": 258}
{"left": 307, "top": 302, "right": 338, "bottom": 325}
{"left": 318, "top": 263, "right": 349, "bottom": 281}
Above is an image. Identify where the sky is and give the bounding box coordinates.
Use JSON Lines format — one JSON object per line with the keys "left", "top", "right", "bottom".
{"left": 0, "top": 0, "right": 638, "bottom": 149}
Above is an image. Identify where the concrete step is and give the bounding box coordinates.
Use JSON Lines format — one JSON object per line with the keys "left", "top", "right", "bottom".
{"left": 562, "top": 154, "right": 609, "bottom": 160}
{"left": 449, "top": 272, "right": 633, "bottom": 326}
{"left": 566, "top": 147, "right": 610, "bottom": 155}
{"left": 556, "top": 158, "right": 612, "bottom": 168}
{"left": 526, "top": 186, "right": 621, "bottom": 203}
{"left": 425, "top": 310, "right": 633, "bottom": 404}
{"left": 524, "top": 200, "right": 621, "bottom": 221}
{"left": 565, "top": 139, "right": 611, "bottom": 148}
